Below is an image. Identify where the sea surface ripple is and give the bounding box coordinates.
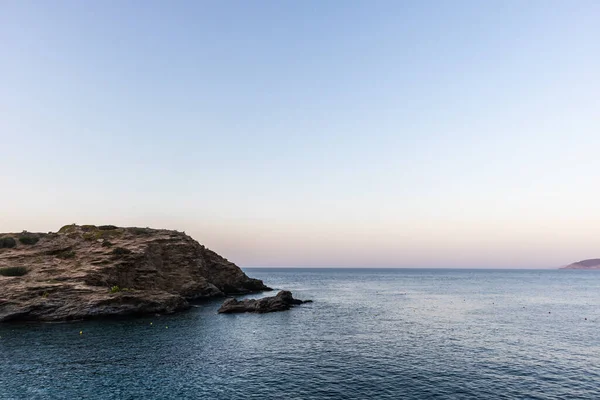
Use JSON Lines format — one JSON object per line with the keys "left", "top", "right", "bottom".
{"left": 1, "top": 268, "right": 599, "bottom": 399}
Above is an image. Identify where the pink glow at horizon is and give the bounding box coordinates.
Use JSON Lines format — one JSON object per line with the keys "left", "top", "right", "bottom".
{"left": 1, "top": 1, "right": 599, "bottom": 268}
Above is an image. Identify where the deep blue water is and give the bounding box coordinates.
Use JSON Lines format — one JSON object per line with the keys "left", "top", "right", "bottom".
{"left": 1, "top": 268, "right": 599, "bottom": 399}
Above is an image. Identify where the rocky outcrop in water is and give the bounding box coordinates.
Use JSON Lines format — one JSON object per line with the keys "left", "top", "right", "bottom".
{"left": 560, "top": 259, "right": 600, "bottom": 270}
{"left": 0, "top": 225, "right": 271, "bottom": 322}
{"left": 218, "top": 290, "right": 312, "bottom": 314}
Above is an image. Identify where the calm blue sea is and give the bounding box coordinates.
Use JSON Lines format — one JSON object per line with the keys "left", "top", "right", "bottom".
{"left": 1, "top": 268, "right": 599, "bottom": 399}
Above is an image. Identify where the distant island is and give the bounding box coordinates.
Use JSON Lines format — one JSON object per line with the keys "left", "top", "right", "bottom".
{"left": 0, "top": 224, "right": 271, "bottom": 322}
{"left": 560, "top": 259, "right": 600, "bottom": 270}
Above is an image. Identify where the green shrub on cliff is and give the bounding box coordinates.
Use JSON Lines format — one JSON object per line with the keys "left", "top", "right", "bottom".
{"left": 0, "top": 267, "right": 28, "bottom": 277}
{"left": 0, "top": 237, "right": 17, "bottom": 248}
{"left": 83, "top": 229, "right": 121, "bottom": 241}
{"left": 131, "top": 227, "right": 151, "bottom": 235}
{"left": 110, "top": 285, "right": 130, "bottom": 293}
{"left": 19, "top": 236, "right": 39, "bottom": 245}
{"left": 58, "top": 224, "right": 78, "bottom": 234}
{"left": 112, "top": 247, "right": 132, "bottom": 256}
{"left": 56, "top": 249, "right": 76, "bottom": 259}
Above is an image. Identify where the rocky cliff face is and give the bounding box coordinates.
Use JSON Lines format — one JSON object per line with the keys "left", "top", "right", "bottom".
{"left": 0, "top": 225, "right": 270, "bottom": 322}
{"left": 560, "top": 259, "right": 600, "bottom": 269}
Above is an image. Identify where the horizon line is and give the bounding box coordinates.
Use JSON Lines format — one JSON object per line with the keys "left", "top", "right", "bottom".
{"left": 242, "top": 266, "right": 563, "bottom": 270}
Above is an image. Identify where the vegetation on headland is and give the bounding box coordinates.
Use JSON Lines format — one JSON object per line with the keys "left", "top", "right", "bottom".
{"left": 19, "top": 236, "right": 40, "bottom": 245}
{"left": 112, "top": 247, "right": 132, "bottom": 256}
{"left": 0, "top": 267, "right": 28, "bottom": 277}
{"left": 0, "top": 237, "right": 17, "bottom": 249}
{"left": 110, "top": 285, "right": 130, "bottom": 293}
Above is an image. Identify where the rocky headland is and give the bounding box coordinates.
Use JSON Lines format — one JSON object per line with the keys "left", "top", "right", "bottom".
{"left": 218, "top": 290, "right": 312, "bottom": 314}
{"left": 0, "top": 225, "right": 271, "bottom": 322}
{"left": 560, "top": 259, "right": 600, "bottom": 270}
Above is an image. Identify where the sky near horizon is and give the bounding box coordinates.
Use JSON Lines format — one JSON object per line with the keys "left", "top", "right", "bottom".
{"left": 1, "top": 1, "right": 599, "bottom": 268}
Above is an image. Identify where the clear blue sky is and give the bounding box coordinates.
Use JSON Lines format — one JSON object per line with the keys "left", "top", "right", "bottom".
{"left": 1, "top": 1, "right": 599, "bottom": 268}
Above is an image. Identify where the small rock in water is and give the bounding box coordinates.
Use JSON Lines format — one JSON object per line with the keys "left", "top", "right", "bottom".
{"left": 218, "top": 290, "right": 312, "bottom": 314}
